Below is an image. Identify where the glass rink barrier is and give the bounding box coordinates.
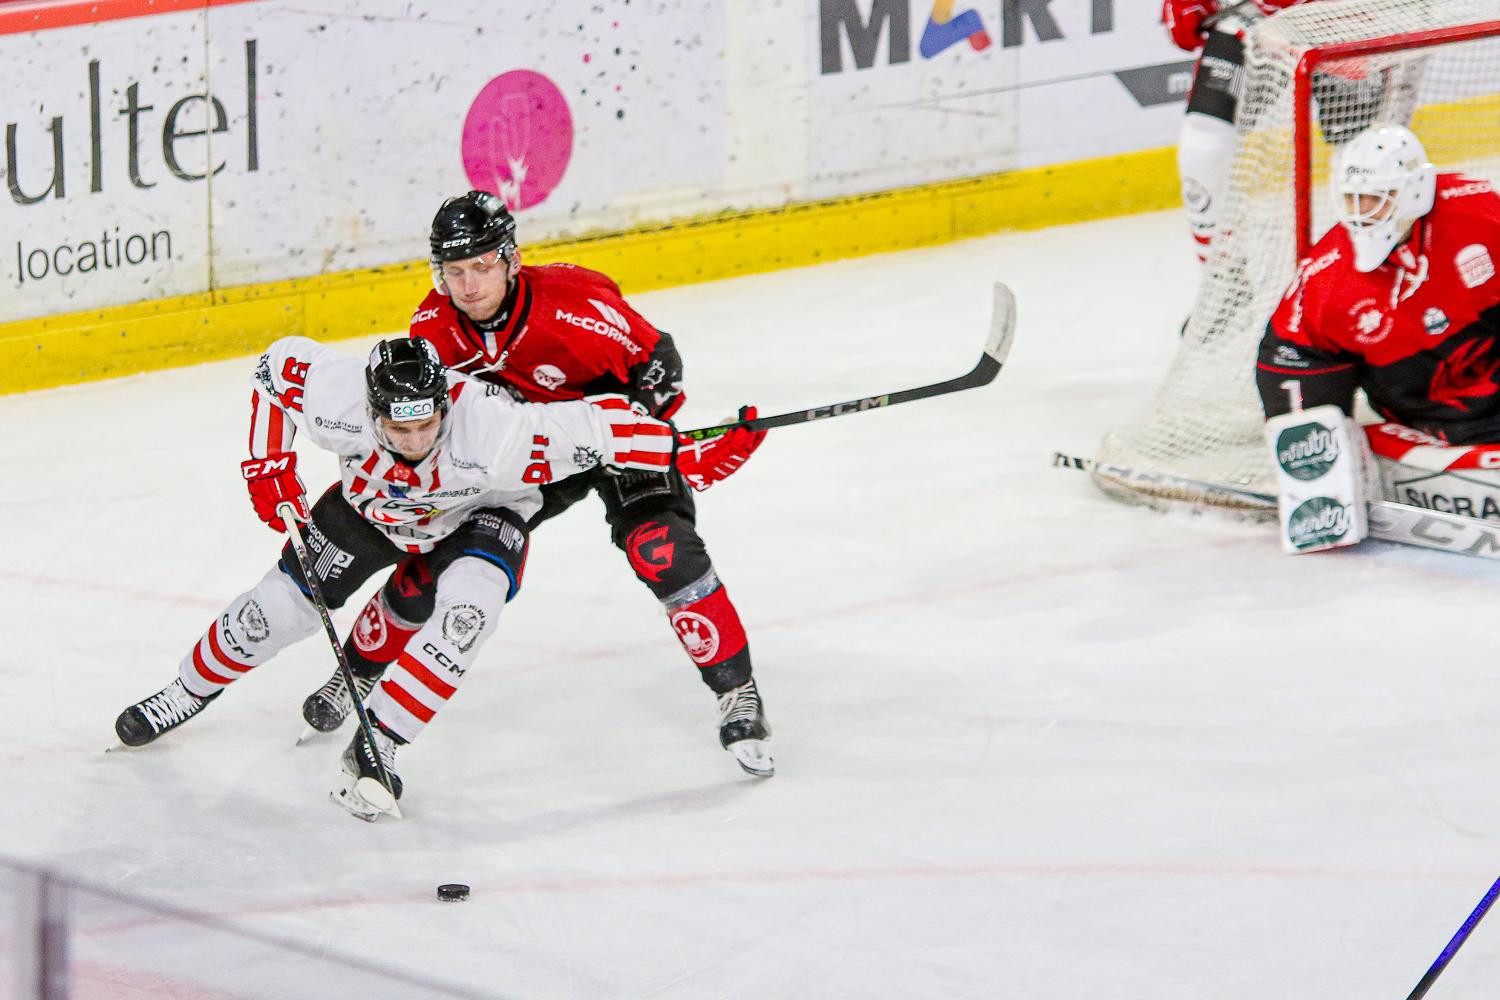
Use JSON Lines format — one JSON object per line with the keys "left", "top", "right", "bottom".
{"left": 0, "top": 857, "right": 505, "bottom": 1000}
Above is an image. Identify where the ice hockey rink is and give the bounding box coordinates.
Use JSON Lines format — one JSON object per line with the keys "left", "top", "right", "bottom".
{"left": 5, "top": 208, "right": 1500, "bottom": 999}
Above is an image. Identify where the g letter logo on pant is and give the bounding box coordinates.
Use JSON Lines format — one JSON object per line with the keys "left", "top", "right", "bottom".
{"left": 626, "top": 521, "right": 675, "bottom": 583}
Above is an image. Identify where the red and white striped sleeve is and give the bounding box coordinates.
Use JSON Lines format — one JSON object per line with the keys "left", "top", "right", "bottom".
{"left": 246, "top": 338, "right": 316, "bottom": 459}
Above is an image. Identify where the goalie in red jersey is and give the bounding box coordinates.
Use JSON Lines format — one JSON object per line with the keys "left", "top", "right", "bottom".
{"left": 1257, "top": 124, "right": 1500, "bottom": 533}
{"left": 299, "top": 191, "right": 774, "bottom": 777}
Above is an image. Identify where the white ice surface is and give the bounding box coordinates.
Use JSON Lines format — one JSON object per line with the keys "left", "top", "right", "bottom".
{"left": 3, "top": 211, "right": 1500, "bottom": 999}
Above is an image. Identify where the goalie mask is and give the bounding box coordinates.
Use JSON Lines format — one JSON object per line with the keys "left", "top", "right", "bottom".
{"left": 428, "top": 190, "right": 518, "bottom": 295}
{"left": 1331, "top": 124, "right": 1436, "bottom": 272}
{"left": 366, "top": 338, "right": 451, "bottom": 456}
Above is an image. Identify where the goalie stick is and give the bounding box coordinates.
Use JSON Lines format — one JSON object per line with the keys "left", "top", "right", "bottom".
{"left": 278, "top": 503, "right": 402, "bottom": 820}
{"left": 679, "top": 282, "right": 1016, "bottom": 441}
{"left": 1052, "top": 452, "right": 1500, "bottom": 562}
{"left": 1404, "top": 877, "right": 1500, "bottom": 1000}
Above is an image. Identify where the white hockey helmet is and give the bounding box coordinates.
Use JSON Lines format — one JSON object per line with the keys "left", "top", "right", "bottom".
{"left": 1331, "top": 123, "right": 1436, "bottom": 272}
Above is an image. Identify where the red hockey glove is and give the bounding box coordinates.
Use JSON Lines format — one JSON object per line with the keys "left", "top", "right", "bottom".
{"left": 675, "top": 406, "right": 767, "bottom": 492}
{"left": 588, "top": 396, "right": 676, "bottom": 473}
{"left": 241, "top": 453, "right": 309, "bottom": 532}
{"left": 1162, "top": 0, "right": 1216, "bottom": 51}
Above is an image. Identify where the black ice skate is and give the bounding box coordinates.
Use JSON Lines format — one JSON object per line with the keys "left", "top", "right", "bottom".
{"left": 298, "top": 667, "right": 378, "bottom": 741}
{"left": 332, "top": 722, "right": 404, "bottom": 822}
{"left": 114, "top": 678, "right": 220, "bottom": 747}
{"left": 717, "top": 678, "right": 774, "bottom": 778}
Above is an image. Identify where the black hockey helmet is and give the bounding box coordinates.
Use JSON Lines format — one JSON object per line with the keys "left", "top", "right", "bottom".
{"left": 429, "top": 190, "right": 517, "bottom": 264}
{"left": 366, "top": 338, "right": 450, "bottom": 432}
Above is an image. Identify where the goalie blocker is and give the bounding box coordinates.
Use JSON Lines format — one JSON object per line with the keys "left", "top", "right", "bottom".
{"left": 1266, "top": 407, "right": 1500, "bottom": 554}
{"left": 1264, "top": 404, "right": 1373, "bottom": 553}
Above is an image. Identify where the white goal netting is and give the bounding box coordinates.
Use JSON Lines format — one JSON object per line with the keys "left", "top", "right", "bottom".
{"left": 1094, "top": 0, "right": 1500, "bottom": 515}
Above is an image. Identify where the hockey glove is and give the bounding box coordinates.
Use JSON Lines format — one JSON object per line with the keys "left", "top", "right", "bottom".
{"left": 1162, "top": 0, "right": 1215, "bottom": 51}
{"left": 676, "top": 405, "right": 767, "bottom": 492}
{"left": 241, "top": 453, "right": 309, "bottom": 532}
{"left": 588, "top": 396, "right": 676, "bottom": 473}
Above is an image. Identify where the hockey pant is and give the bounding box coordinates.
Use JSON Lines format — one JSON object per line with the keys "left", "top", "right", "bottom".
{"left": 177, "top": 485, "right": 527, "bottom": 742}
{"left": 541, "top": 466, "right": 752, "bottom": 693}
{"left": 349, "top": 466, "right": 756, "bottom": 694}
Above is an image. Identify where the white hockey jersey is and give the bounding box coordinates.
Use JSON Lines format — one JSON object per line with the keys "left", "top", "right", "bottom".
{"left": 248, "top": 336, "right": 643, "bottom": 553}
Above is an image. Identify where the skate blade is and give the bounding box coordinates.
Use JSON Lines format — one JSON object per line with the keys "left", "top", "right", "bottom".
{"left": 728, "top": 739, "right": 775, "bottom": 778}
{"left": 330, "top": 774, "right": 403, "bottom": 822}
{"left": 295, "top": 725, "right": 320, "bottom": 746}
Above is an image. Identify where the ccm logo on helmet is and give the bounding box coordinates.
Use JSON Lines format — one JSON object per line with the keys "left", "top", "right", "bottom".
{"left": 388, "top": 400, "right": 436, "bottom": 421}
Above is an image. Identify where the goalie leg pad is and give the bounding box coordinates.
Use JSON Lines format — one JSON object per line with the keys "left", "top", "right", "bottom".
{"left": 1265, "top": 404, "right": 1372, "bottom": 553}
{"left": 1366, "top": 422, "right": 1500, "bottom": 521}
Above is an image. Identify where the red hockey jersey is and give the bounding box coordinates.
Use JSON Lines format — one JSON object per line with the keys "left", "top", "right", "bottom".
{"left": 409, "top": 263, "right": 675, "bottom": 411}
{"left": 1258, "top": 174, "right": 1500, "bottom": 442}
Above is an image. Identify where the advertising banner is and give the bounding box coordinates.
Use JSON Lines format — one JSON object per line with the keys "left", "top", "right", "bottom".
{"left": 809, "top": 0, "right": 1192, "bottom": 196}
{"left": 2, "top": 0, "right": 1196, "bottom": 326}
{"left": 2, "top": 0, "right": 729, "bottom": 320}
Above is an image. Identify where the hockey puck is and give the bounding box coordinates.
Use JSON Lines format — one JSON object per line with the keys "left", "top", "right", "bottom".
{"left": 437, "top": 883, "right": 470, "bottom": 902}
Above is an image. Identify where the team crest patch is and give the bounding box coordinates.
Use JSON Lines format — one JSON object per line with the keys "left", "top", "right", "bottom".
{"left": 1424, "top": 307, "right": 1451, "bottom": 336}
{"left": 237, "top": 600, "right": 270, "bottom": 643}
{"left": 353, "top": 602, "right": 387, "bottom": 652}
{"left": 671, "top": 610, "right": 720, "bottom": 665}
{"left": 1456, "top": 244, "right": 1495, "bottom": 289}
{"left": 442, "top": 604, "right": 486, "bottom": 653}
{"left": 532, "top": 364, "right": 567, "bottom": 390}
{"left": 1348, "top": 297, "right": 1392, "bottom": 345}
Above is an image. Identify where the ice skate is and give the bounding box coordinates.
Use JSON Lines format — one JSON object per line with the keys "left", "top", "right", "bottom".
{"left": 114, "top": 678, "right": 220, "bottom": 748}
{"left": 717, "top": 678, "right": 773, "bottom": 777}
{"left": 299, "top": 667, "right": 377, "bottom": 741}
{"left": 331, "top": 723, "right": 404, "bottom": 822}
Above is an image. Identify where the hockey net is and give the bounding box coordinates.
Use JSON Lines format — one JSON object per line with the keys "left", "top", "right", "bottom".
{"left": 1094, "top": 0, "right": 1500, "bottom": 516}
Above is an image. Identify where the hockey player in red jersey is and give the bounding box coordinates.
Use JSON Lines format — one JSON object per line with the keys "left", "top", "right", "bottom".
{"left": 299, "top": 191, "right": 775, "bottom": 777}
{"left": 113, "top": 336, "right": 674, "bottom": 819}
{"left": 1258, "top": 124, "right": 1500, "bottom": 524}
{"left": 1258, "top": 124, "right": 1500, "bottom": 432}
{"left": 1163, "top": 0, "right": 1384, "bottom": 264}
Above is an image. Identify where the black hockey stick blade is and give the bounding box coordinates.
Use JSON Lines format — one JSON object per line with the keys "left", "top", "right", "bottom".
{"left": 680, "top": 281, "right": 1016, "bottom": 440}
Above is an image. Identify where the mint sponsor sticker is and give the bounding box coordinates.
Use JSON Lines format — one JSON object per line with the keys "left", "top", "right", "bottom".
{"left": 1287, "top": 496, "right": 1352, "bottom": 550}
{"left": 1276, "top": 423, "right": 1340, "bottom": 481}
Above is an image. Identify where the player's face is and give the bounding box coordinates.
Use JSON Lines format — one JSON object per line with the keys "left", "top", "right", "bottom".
{"left": 439, "top": 251, "right": 510, "bottom": 321}
{"left": 1341, "top": 190, "right": 1398, "bottom": 227}
{"left": 378, "top": 412, "right": 443, "bottom": 461}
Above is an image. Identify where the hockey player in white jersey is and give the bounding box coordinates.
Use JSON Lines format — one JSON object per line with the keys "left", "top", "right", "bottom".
{"left": 113, "top": 336, "right": 673, "bottom": 820}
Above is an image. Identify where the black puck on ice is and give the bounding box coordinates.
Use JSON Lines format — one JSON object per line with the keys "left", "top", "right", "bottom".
{"left": 437, "top": 883, "right": 470, "bottom": 902}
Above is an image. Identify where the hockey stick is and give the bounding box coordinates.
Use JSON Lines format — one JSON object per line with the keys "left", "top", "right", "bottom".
{"left": 1053, "top": 452, "right": 1500, "bottom": 562}
{"left": 277, "top": 503, "right": 402, "bottom": 820}
{"left": 1404, "top": 877, "right": 1500, "bottom": 1000}
{"left": 679, "top": 281, "right": 1016, "bottom": 441}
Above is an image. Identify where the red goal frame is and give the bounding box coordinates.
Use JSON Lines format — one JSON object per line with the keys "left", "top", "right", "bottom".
{"left": 1293, "top": 18, "right": 1500, "bottom": 262}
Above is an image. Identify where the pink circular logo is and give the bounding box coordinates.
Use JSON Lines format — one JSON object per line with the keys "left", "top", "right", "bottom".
{"left": 461, "top": 70, "right": 574, "bottom": 212}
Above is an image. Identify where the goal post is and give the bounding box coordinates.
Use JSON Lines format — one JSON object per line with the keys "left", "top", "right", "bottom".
{"left": 1094, "top": 0, "right": 1500, "bottom": 517}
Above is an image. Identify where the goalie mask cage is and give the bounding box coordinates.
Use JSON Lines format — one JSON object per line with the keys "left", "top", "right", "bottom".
{"left": 1094, "top": 0, "right": 1500, "bottom": 516}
